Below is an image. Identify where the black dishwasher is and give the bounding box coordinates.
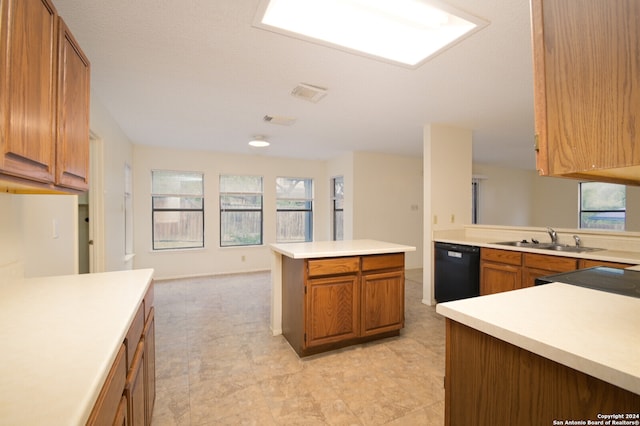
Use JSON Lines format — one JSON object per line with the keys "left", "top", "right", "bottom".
{"left": 434, "top": 242, "right": 480, "bottom": 302}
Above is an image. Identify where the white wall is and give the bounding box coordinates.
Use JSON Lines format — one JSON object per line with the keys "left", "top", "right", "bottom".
{"left": 89, "top": 92, "right": 135, "bottom": 272}
{"left": 132, "top": 145, "right": 329, "bottom": 279}
{"left": 19, "top": 194, "right": 78, "bottom": 277}
{"left": 0, "top": 193, "right": 23, "bottom": 272}
{"left": 351, "top": 152, "right": 423, "bottom": 269}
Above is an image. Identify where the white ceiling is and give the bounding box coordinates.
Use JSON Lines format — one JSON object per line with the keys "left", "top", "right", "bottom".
{"left": 54, "top": 0, "right": 536, "bottom": 169}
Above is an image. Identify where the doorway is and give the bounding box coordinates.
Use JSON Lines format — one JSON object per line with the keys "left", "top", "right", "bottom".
{"left": 78, "top": 133, "right": 105, "bottom": 273}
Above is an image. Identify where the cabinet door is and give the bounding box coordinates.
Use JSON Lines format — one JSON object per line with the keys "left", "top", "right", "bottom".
{"left": 143, "top": 308, "right": 156, "bottom": 426}
{"left": 480, "top": 262, "right": 521, "bottom": 295}
{"left": 126, "top": 340, "right": 146, "bottom": 426}
{"left": 305, "top": 275, "right": 359, "bottom": 348}
{"left": 361, "top": 270, "right": 404, "bottom": 337}
{"left": 0, "top": 0, "right": 57, "bottom": 183}
{"left": 113, "top": 395, "right": 128, "bottom": 426}
{"left": 56, "top": 18, "right": 90, "bottom": 190}
{"left": 531, "top": 0, "right": 640, "bottom": 183}
{"left": 86, "top": 343, "right": 127, "bottom": 426}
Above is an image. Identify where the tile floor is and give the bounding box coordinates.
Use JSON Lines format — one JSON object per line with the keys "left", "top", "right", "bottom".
{"left": 151, "top": 268, "right": 446, "bottom": 425}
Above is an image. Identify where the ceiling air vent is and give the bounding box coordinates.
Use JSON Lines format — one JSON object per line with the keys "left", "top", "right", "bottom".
{"left": 291, "top": 83, "right": 328, "bottom": 103}
{"left": 263, "top": 115, "right": 297, "bottom": 126}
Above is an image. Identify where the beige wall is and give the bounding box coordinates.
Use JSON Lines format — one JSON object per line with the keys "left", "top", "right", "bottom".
{"left": 351, "top": 152, "right": 423, "bottom": 269}
{"left": 474, "top": 163, "right": 640, "bottom": 232}
{"left": 132, "top": 146, "right": 424, "bottom": 279}
{"left": 424, "top": 124, "right": 473, "bottom": 305}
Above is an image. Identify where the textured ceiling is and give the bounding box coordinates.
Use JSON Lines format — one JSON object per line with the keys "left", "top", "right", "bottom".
{"left": 53, "top": 0, "right": 537, "bottom": 169}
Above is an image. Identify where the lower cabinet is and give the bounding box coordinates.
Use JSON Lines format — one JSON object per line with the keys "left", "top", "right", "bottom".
{"left": 283, "top": 253, "right": 405, "bottom": 357}
{"left": 480, "top": 248, "right": 522, "bottom": 295}
{"left": 86, "top": 282, "right": 155, "bottom": 425}
{"left": 522, "top": 253, "right": 577, "bottom": 288}
{"left": 306, "top": 274, "right": 359, "bottom": 347}
{"left": 480, "top": 248, "right": 635, "bottom": 296}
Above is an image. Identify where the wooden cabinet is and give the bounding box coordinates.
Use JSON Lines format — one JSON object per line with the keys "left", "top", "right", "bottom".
{"left": 522, "top": 253, "right": 577, "bottom": 288}
{"left": 86, "top": 282, "right": 155, "bottom": 426}
{"left": 86, "top": 343, "right": 127, "bottom": 426}
{"left": 282, "top": 253, "right": 405, "bottom": 357}
{"left": 0, "top": 0, "right": 90, "bottom": 193}
{"left": 444, "top": 320, "right": 640, "bottom": 425}
{"left": 56, "top": 18, "right": 90, "bottom": 191}
{"left": 531, "top": 0, "right": 640, "bottom": 185}
{"left": 481, "top": 248, "right": 582, "bottom": 294}
{"left": 578, "top": 258, "right": 634, "bottom": 270}
{"left": 0, "top": 0, "right": 58, "bottom": 184}
{"left": 480, "top": 248, "right": 522, "bottom": 295}
{"left": 361, "top": 254, "right": 405, "bottom": 337}
{"left": 306, "top": 274, "right": 359, "bottom": 347}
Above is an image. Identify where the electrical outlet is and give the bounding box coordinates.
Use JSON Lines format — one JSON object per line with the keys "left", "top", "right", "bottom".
{"left": 433, "top": 215, "right": 438, "bottom": 225}
{"left": 241, "top": 255, "right": 246, "bottom": 262}
{"left": 450, "top": 214, "right": 455, "bottom": 223}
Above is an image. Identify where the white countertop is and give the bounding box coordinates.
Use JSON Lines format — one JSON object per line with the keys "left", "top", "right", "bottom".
{"left": 0, "top": 268, "right": 154, "bottom": 425}
{"left": 270, "top": 239, "right": 416, "bottom": 259}
{"left": 436, "top": 283, "right": 640, "bottom": 395}
{"left": 432, "top": 227, "right": 640, "bottom": 266}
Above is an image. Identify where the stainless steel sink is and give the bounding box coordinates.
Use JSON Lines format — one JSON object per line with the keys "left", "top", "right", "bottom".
{"left": 544, "top": 244, "right": 604, "bottom": 253}
{"left": 495, "top": 241, "right": 555, "bottom": 249}
{"left": 495, "top": 241, "right": 604, "bottom": 253}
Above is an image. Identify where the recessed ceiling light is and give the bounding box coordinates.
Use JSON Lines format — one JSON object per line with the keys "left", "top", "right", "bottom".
{"left": 249, "top": 136, "right": 270, "bottom": 147}
{"left": 254, "top": 0, "right": 488, "bottom": 68}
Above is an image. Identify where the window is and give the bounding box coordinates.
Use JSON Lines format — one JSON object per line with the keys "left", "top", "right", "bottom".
{"left": 220, "top": 175, "right": 263, "bottom": 247}
{"left": 276, "top": 177, "right": 313, "bottom": 243}
{"left": 579, "top": 182, "right": 626, "bottom": 230}
{"left": 152, "top": 170, "right": 204, "bottom": 250}
{"left": 331, "top": 176, "right": 344, "bottom": 240}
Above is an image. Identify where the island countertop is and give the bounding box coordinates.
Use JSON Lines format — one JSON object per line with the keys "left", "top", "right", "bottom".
{"left": 270, "top": 240, "right": 415, "bottom": 335}
{"left": 0, "top": 268, "right": 154, "bottom": 425}
{"left": 436, "top": 283, "right": 640, "bottom": 395}
{"left": 270, "top": 239, "right": 416, "bottom": 259}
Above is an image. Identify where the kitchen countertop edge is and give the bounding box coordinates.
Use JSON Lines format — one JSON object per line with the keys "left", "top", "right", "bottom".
{"left": 270, "top": 239, "right": 416, "bottom": 259}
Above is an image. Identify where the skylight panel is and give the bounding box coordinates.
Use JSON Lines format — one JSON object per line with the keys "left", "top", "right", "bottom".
{"left": 254, "top": 0, "right": 488, "bottom": 68}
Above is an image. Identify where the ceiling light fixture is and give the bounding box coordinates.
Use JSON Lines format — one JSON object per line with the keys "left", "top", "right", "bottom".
{"left": 248, "top": 136, "right": 270, "bottom": 148}
{"left": 253, "top": 0, "right": 488, "bottom": 68}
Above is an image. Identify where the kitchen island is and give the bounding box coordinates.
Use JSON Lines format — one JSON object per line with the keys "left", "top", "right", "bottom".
{"left": 436, "top": 283, "right": 640, "bottom": 425}
{"left": 270, "top": 240, "right": 415, "bottom": 356}
{"left": 0, "top": 268, "right": 155, "bottom": 425}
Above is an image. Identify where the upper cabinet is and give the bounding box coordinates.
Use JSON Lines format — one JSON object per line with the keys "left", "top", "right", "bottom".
{"left": 56, "top": 18, "right": 90, "bottom": 191}
{"left": 0, "top": 0, "right": 90, "bottom": 193}
{"left": 531, "top": 0, "right": 640, "bottom": 185}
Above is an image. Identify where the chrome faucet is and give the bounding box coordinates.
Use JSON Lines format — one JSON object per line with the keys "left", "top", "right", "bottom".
{"left": 573, "top": 235, "right": 582, "bottom": 247}
{"left": 547, "top": 227, "right": 558, "bottom": 244}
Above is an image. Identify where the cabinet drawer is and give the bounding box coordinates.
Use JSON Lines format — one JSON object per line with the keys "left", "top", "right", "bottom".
{"left": 524, "top": 253, "right": 577, "bottom": 272}
{"left": 361, "top": 253, "right": 404, "bottom": 272}
{"left": 125, "top": 304, "right": 144, "bottom": 369}
{"left": 307, "top": 257, "right": 360, "bottom": 277}
{"left": 481, "top": 248, "right": 522, "bottom": 266}
{"left": 578, "top": 259, "right": 633, "bottom": 269}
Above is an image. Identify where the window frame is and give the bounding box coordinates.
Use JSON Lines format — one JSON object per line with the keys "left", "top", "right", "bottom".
{"left": 579, "top": 182, "right": 626, "bottom": 230}
{"left": 276, "top": 177, "right": 314, "bottom": 243}
{"left": 219, "top": 175, "right": 264, "bottom": 247}
{"left": 331, "top": 176, "right": 344, "bottom": 240}
{"left": 151, "top": 169, "right": 205, "bottom": 251}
